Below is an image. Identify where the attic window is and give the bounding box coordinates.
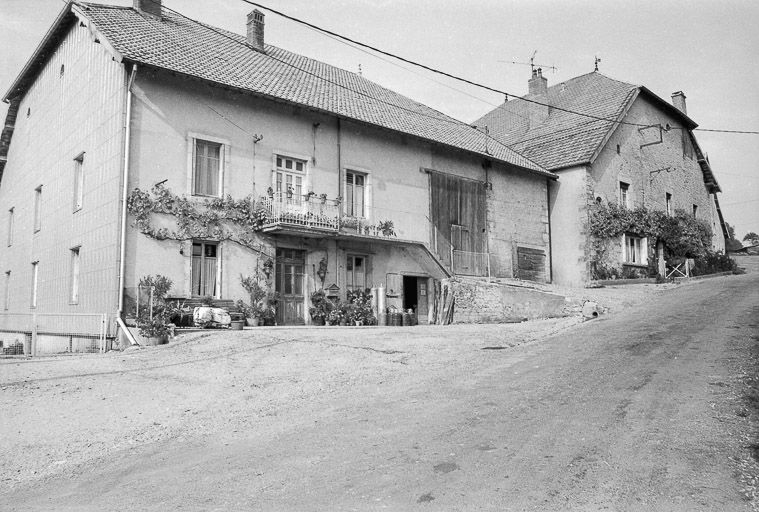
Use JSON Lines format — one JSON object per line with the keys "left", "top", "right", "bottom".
{"left": 60, "top": 64, "right": 65, "bottom": 77}
{"left": 616, "top": 144, "right": 620, "bottom": 154}
{"left": 26, "top": 107, "right": 30, "bottom": 118}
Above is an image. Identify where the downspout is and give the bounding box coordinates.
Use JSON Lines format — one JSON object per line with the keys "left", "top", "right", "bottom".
{"left": 546, "top": 178, "right": 553, "bottom": 283}
{"left": 117, "top": 63, "right": 137, "bottom": 318}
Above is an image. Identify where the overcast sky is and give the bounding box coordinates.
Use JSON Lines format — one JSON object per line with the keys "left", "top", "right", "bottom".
{"left": 2, "top": 0, "right": 757, "bottom": 238}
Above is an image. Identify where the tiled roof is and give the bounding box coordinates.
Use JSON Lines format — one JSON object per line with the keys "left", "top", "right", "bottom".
{"left": 72, "top": 2, "right": 551, "bottom": 177}
{"left": 473, "top": 72, "right": 639, "bottom": 170}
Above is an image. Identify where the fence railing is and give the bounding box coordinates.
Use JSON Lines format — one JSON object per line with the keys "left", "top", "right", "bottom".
{"left": 259, "top": 193, "right": 340, "bottom": 231}
{"left": 0, "top": 313, "right": 110, "bottom": 356}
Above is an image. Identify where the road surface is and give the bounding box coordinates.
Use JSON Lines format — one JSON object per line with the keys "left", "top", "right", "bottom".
{"left": 3, "top": 272, "right": 758, "bottom": 511}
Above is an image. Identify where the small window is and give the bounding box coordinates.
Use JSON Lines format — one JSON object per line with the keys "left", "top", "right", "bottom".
{"left": 345, "top": 171, "right": 366, "bottom": 217}
{"left": 623, "top": 234, "right": 647, "bottom": 265}
{"left": 193, "top": 139, "right": 222, "bottom": 196}
{"left": 619, "top": 182, "right": 630, "bottom": 208}
{"left": 30, "top": 262, "right": 39, "bottom": 308}
{"left": 3, "top": 271, "right": 10, "bottom": 311}
{"left": 73, "top": 153, "right": 84, "bottom": 211}
{"left": 616, "top": 144, "right": 620, "bottom": 154}
{"left": 666, "top": 193, "right": 672, "bottom": 216}
{"left": 692, "top": 204, "right": 698, "bottom": 217}
{"left": 346, "top": 255, "right": 367, "bottom": 292}
{"left": 70, "top": 247, "right": 81, "bottom": 304}
{"left": 33, "top": 186, "right": 42, "bottom": 232}
{"left": 60, "top": 64, "right": 65, "bottom": 77}
{"left": 7, "top": 207, "right": 14, "bottom": 246}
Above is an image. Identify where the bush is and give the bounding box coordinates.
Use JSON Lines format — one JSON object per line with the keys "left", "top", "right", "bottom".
{"left": 136, "top": 275, "right": 174, "bottom": 338}
{"left": 690, "top": 251, "right": 738, "bottom": 276}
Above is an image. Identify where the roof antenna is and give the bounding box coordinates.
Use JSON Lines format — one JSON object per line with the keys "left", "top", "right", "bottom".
{"left": 594, "top": 56, "right": 601, "bottom": 72}
{"left": 499, "top": 50, "right": 558, "bottom": 73}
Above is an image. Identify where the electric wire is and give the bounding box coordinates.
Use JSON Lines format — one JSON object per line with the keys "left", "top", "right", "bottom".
{"left": 239, "top": 0, "right": 759, "bottom": 136}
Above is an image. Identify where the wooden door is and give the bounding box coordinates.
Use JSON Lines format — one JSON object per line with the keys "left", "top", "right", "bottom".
{"left": 275, "top": 248, "right": 305, "bottom": 325}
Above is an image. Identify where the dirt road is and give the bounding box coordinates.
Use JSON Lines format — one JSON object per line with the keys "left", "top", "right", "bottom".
{"left": 2, "top": 272, "right": 758, "bottom": 511}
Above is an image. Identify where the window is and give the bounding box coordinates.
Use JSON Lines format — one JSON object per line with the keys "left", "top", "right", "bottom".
{"left": 692, "top": 204, "right": 698, "bottom": 217}
{"left": 619, "top": 182, "right": 630, "bottom": 208}
{"left": 73, "top": 153, "right": 84, "bottom": 211}
{"left": 193, "top": 139, "right": 222, "bottom": 196}
{"left": 30, "top": 262, "right": 39, "bottom": 308}
{"left": 346, "top": 255, "right": 367, "bottom": 291}
{"left": 666, "top": 193, "right": 672, "bottom": 216}
{"left": 274, "top": 155, "right": 305, "bottom": 199}
{"left": 7, "top": 207, "right": 13, "bottom": 246}
{"left": 345, "top": 171, "right": 366, "bottom": 217}
{"left": 623, "top": 234, "right": 648, "bottom": 265}
{"left": 69, "top": 247, "right": 80, "bottom": 304}
{"left": 33, "top": 186, "right": 42, "bottom": 232}
{"left": 3, "top": 271, "right": 9, "bottom": 311}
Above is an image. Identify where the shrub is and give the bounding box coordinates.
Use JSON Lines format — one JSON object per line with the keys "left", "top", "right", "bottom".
{"left": 691, "top": 251, "right": 738, "bottom": 276}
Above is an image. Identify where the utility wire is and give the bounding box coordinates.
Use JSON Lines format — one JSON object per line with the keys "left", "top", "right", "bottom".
{"left": 240, "top": 0, "right": 759, "bottom": 136}
{"left": 139, "top": 0, "right": 549, "bottom": 172}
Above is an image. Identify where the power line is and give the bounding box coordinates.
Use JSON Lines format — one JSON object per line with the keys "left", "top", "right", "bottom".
{"left": 138, "top": 0, "right": 548, "bottom": 173}
{"left": 240, "top": 0, "right": 759, "bottom": 136}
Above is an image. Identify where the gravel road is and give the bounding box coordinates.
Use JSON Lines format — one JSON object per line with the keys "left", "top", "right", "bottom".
{"left": 1, "top": 271, "right": 758, "bottom": 511}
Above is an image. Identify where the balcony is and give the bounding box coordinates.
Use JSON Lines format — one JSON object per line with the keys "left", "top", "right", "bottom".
{"left": 258, "top": 193, "right": 397, "bottom": 239}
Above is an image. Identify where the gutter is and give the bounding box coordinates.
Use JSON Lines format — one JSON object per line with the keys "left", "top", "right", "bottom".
{"left": 117, "top": 63, "right": 137, "bottom": 317}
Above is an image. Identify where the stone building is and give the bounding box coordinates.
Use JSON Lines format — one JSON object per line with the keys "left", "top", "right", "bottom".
{"left": 0, "top": 0, "right": 554, "bottom": 337}
{"left": 474, "top": 70, "right": 726, "bottom": 287}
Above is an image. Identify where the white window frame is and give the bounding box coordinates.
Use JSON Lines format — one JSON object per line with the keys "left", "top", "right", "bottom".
{"left": 30, "top": 261, "right": 39, "bottom": 308}
{"left": 619, "top": 181, "right": 630, "bottom": 208}
{"left": 69, "top": 246, "right": 81, "bottom": 304}
{"left": 33, "top": 185, "right": 42, "bottom": 233}
{"left": 343, "top": 166, "right": 373, "bottom": 220}
{"left": 7, "top": 207, "right": 14, "bottom": 246}
{"left": 187, "top": 133, "right": 228, "bottom": 198}
{"left": 272, "top": 152, "right": 309, "bottom": 201}
{"left": 73, "top": 152, "right": 85, "bottom": 212}
{"left": 622, "top": 234, "right": 648, "bottom": 266}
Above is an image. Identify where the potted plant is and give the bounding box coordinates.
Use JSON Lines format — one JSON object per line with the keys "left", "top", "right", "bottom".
{"left": 309, "top": 289, "right": 334, "bottom": 326}
{"left": 377, "top": 220, "right": 396, "bottom": 237}
{"left": 135, "top": 274, "right": 174, "bottom": 345}
{"left": 304, "top": 190, "right": 316, "bottom": 202}
{"left": 286, "top": 185, "right": 294, "bottom": 200}
{"left": 240, "top": 273, "right": 267, "bottom": 326}
{"left": 319, "top": 193, "right": 328, "bottom": 204}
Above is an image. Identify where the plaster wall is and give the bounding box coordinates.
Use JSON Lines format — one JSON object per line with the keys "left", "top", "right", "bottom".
{"left": 0, "top": 21, "right": 125, "bottom": 316}
{"left": 548, "top": 166, "right": 589, "bottom": 287}
{"left": 125, "top": 71, "right": 549, "bottom": 302}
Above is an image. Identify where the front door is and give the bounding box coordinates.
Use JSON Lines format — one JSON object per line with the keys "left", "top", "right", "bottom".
{"left": 191, "top": 241, "right": 218, "bottom": 297}
{"left": 275, "top": 248, "right": 305, "bottom": 325}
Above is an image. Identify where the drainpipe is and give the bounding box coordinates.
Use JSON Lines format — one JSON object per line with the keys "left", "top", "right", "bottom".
{"left": 117, "top": 63, "right": 137, "bottom": 318}
{"left": 546, "top": 178, "right": 553, "bottom": 283}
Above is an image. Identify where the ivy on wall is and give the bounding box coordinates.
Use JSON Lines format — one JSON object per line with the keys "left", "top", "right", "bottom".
{"left": 126, "top": 184, "right": 270, "bottom": 254}
{"left": 588, "top": 202, "right": 714, "bottom": 279}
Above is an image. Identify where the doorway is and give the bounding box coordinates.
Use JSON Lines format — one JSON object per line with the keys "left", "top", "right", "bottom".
{"left": 191, "top": 241, "right": 218, "bottom": 297}
{"left": 402, "top": 275, "right": 429, "bottom": 325}
{"left": 275, "top": 248, "right": 306, "bottom": 325}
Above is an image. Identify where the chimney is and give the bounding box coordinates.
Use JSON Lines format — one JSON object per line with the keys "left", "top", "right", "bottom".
{"left": 133, "top": 0, "right": 161, "bottom": 19}
{"left": 528, "top": 67, "right": 548, "bottom": 96}
{"left": 247, "top": 9, "right": 265, "bottom": 52}
{"left": 671, "top": 91, "right": 687, "bottom": 115}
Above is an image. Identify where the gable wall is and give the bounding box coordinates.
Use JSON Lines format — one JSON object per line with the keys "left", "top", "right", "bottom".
{"left": 0, "top": 21, "right": 126, "bottom": 315}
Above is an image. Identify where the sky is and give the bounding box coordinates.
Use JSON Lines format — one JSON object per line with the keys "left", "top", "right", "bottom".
{"left": 1, "top": 0, "right": 757, "bottom": 239}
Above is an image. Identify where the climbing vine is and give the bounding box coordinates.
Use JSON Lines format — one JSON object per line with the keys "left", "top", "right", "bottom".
{"left": 588, "top": 202, "right": 714, "bottom": 279}
{"left": 126, "top": 184, "right": 270, "bottom": 253}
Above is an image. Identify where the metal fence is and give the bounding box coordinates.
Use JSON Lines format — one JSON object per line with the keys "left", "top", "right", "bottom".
{"left": 0, "top": 313, "right": 110, "bottom": 356}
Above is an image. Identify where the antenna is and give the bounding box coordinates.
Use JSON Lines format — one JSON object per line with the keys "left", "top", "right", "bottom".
{"left": 594, "top": 56, "right": 601, "bottom": 72}
{"left": 499, "top": 50, "right": 558, "bottom": 73}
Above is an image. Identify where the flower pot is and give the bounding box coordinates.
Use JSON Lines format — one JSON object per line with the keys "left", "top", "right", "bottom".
{"left": 246, "top": 317, "right": 260, "bottom": 327}
{"left": 230, "top": 320, "right": 244, "bottom": 330}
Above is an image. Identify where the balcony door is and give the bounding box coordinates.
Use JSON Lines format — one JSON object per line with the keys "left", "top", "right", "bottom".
{"left": 275, "top": 248, "right": 305, "bottom": 325}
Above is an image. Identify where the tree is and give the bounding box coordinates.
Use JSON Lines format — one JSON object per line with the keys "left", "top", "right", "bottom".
{"left": 743, "top": 232, "right": 759, "bottom": 246}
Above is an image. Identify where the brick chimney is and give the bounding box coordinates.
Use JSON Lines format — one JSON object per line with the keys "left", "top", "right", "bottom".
{"left": 247, "top": 9, "right": 265, "bottom": 52}
{"left": 671, "top": 91, "right": 687, "bottom": 115}
{"left": 528, "top": 68, "right": 548, "bottom": 96}
{"left": 133, "top": 0, "right": 161, "bottom": 19}
{"left": 527, "top": 68, "right": 549, "bottom": 129}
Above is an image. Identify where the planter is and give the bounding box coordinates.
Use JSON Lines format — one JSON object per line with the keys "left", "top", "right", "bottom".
{"left": 246, "top": 317, "right": 260, "bottom": 327}
{"left": 230, "top": 320, "right": 244, "bottom": 330}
